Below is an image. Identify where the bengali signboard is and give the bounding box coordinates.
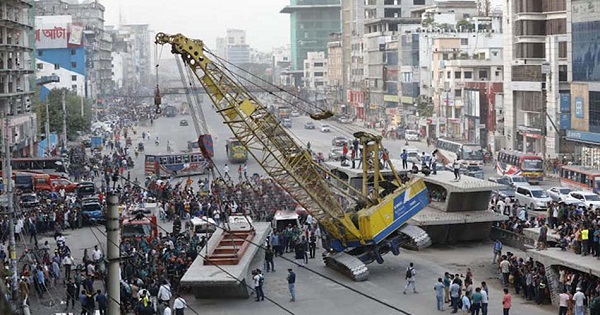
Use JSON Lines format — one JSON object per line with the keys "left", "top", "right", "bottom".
{"left": 35, "top": 16, "right": 83, "bottom": 49}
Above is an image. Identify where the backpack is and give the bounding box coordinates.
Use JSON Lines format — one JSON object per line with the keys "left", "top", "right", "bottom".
{"left": 405, "top": 268, "right": 413, "bottom": 279}
{"left": 259, "top": 275, "right": 264, "bottom": 286}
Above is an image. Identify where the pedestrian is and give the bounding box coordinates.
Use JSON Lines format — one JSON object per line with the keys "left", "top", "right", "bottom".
{"left": 558, "top": 288, "right": 569, "bottom": 315}
{"left": 480, "top": 282, "right": 489, "bottom": 315}
{"left": 401, "top": 149, "right": 408, "bottom": 169}
{"left": 157, "top": 280, "right": 172, "bottom": 305}
{"left": 573, "top": 287, "right": 586, "bottom": 315}
{"left": 163, "top": 301, "right": 172, "bottom": 315}
{"left": 502, "top": 288, "right": 511, "bottom": 315}
{"left": 453, "top": 159, "right": 461, "bottom": 180}
{"left": 238, "top": 165, "right": 243, "bottom": 181}
{"left": 287, "top": 268, "right": 296, "bottom": 302}
{"left": 96, "top": 290, "right": 107, "bottom": 315}
{"left": 461, "top": 293, "right": 471, "bottom": 314}
{"left": 308, "top": 232, "right": 316, "bottom": 258}
{"left": 403, "top": 262, "right": 417, "bottom": 294}
{"left": 65, "top": 278, "right": 77, "bottom": 310}
{"left": 243, "top": 163, "right": 247, "bottom": 178}
{"left": 492, "top": 240, "right": 502, "bottom": 264}
{"left": 443, "top": 272, "right": 451, "bottom": 303}
{"left": 265, "top": 246, "right": 275, "bottom": 272}
{"left": 173, "top": 295, "right": 187, "bottom": 315}
{"left": 63, "top": 253, "right": 74, "bottom": 281}
{"left": 223, "top": 164, "right": 230, "bottom": 180}
{"left": 253, "top": 269, "right": 265, "bottom": 301}
{"left": 450, "top": 279, "right": 461, "bottom": 314}
{"left": 434, "top": 277, "right": 445, "bottom": 311}
{"left": 471, "top": 287, "right": 482, "bottom": 315}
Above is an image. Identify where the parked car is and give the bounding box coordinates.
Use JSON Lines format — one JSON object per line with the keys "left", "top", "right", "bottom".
{"left": 568, "top": 191, "right": 600, "bottom": 208}
{"left": 514, "top": 186, "right": 552, "bottom": 210}
{"left": 291, "top": 110, "right": 300, "bottom": 117}
{"left": 304, "top": 121, "right": 315, "bottom": 129}
{"left": 179, "top": 119, "right": 189, "bottom": 126}
{"left": 328, "top": 148, "right": 344, "bottom": 161}
{"left": 546, "top": 187, "right": 573, "bottom": 201}
{"left": 338, "top": 116, "right": 352, "bottom": 124}
{"left": 20, "top": 193, "right": 39, "bottom": 208}
{"left": 320, "top": 124, "right": 331, "bottom": 133}
{"left": 75, "top": 182, "right": 96, "bottom": 198}
{"left": 331, "top": 136, "right": 349, "bottom": 147}
{"left": 405, "top": 129, "right": 420, "bottom": 141}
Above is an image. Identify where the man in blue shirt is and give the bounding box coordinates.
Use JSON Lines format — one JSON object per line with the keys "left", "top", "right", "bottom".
{"left": 96, "top": 290, "right": 107, "bottom": 315}
{"left": 434, "top": 278, "right": 445, "bottom": 311}
{"left": 287, "top": 268, "right": 296, "bottom": 302}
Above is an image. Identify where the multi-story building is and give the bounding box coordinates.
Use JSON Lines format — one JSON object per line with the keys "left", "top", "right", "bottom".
{"left": 341, "top": 0, "right": 365, "bottom": 117}
{"left": 35, "top": 15, "right": 86, "bottom": 100}
{"left": 225, "top": 29, "right": 250, "bottom": 65}
{"left": 0, "top": 0, "right": 36, "bottom": 157}
{"left": 35, "top": 0, "right": 113, "bottom": 100}
{"left": 361, "top": 0, "right": 431, "bottom": 123}
{"left": 106, "top": 25, "right": 135, "bottom": 91}
{"left": 272, "top": 45, "right": 292, "bottom": 86}
{"left": 326, "top": 32, "right": 344, "bottom": 112}
{"left": 564, "top": 0, "right": 600, "bottom": 166}
{"left": 119, "top": 24, "right": 152, "bottom": 87}
{"left": 281, "top": 0, "right": 341, "bottom": 74}
{"left": 303, "top": 51, "right": 327, "bottom": 89}
{"left": 503, "top": 0, "right": 567, "bottom": 156}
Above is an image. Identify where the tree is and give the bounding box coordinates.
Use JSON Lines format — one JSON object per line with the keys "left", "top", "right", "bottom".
{"left": 416, "top": 96, "right": 434, "bottom": 117}
{"left": 35, "top": 88, "right": 93, "bottom": 141}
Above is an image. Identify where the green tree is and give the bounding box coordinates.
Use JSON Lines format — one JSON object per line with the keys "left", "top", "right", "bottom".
{"left": 416, "top": 97, "right": 434, "bottom": 117}
{"left": 35, "top": 88, "right": 93, "bottom": 141}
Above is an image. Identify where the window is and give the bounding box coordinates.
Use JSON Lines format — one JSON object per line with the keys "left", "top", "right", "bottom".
{"left": 314, "top": 62, "right": 324, "bottom": 67}
{"left": 71, "top": 84, "right": 77, "bottom": 90}
{"left": 413, "top": 0, "right": 425, "bottom": 4}
{"left": 36, "top": 63, "right": 43, "bottom": 70}
{"left": 460, "top": 38, "right": 469, "bottom": 45}
{"left": 454, "top": 71, "right": 462, "bottom": 79}
{"left": 314, "top": 72, "right": 324, "bottom": 77}
{"left": 455, "top": 89, "right": 462, "bottom": 97}
{"left": 71, "top": 75, "right": 77, "bottom": 81}
{"left": 442, "top": 53, "right": 448, "bottom": 60}
{"left": 464, "top": 71, "right": 473, "bottom": 79}
{"left": 71, "top": 49, "right": 76, "bottom": 55}
{"left": 447, "top": 72, "right": 451, "bottom": 79}
{"left": 71, "top": 62, "right": 77, "bottom": 68}
{"left": 479, "top": 70, "right": 488, "bottom": 79}
{"left": 54, "top": 64, "right": 60, "bottom": 70}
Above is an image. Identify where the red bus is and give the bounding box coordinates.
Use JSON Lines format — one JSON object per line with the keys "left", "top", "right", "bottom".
{"left": 559, "top": 165, "right": 600, "bottom": 194}
{"left": 496, "top": 150, "right": 544, "bottom": 183}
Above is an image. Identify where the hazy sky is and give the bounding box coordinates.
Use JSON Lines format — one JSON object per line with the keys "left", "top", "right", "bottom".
{"left": 101, "top": 0, "right": 291, "bottom": 52}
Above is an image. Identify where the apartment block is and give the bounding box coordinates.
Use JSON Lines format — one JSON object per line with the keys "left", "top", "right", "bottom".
{"left": 0, "top": 0, "right": 37, "bottom": 157}
{"left": 303, "top": 51, "right": 327, "bottom": 89}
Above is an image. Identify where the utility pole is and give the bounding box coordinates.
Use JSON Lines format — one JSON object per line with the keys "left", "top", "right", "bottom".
{"left": 61, "top": 90, "right": 67, "bottom": 150}
{"left": 3, "top": 115, "right": 17, "bottom": 300}
{"left": 106, "top": 192, "right": 120, "bottom": 315}
{"left": 29, "top": 116, "right": 34, "bottom": 157}
{"left": 80, "top": 85, "right": 85, "bottom": 117}
{"left": 45, "top": 100, "right": 50, "bottom": 157}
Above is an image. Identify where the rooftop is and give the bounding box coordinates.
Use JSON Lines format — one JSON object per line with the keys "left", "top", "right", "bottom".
{"left": 280, "top": 4, "right": 341, "bottom": 14}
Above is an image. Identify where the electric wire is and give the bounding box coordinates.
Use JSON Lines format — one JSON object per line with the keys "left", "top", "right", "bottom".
{"left": 116, "top": 175, "right": 413, "bottom": 315}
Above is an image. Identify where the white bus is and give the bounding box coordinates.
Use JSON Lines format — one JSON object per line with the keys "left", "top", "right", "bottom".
{"left": 435, "top": 138, "right": 483, "bottom": 166}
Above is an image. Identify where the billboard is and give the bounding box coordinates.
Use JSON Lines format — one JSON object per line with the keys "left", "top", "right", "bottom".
{"left": 35, "top": 16, "right": 83, "bottom": 49}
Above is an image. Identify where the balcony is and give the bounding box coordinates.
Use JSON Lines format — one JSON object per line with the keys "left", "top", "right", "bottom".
{"left": 515, "top": 35, "right": 547, "bottom": 44}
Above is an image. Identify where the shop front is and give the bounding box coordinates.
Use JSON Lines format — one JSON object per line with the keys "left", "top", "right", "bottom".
{"left": 565, "top": 130, "right": 600, "bottom": 167}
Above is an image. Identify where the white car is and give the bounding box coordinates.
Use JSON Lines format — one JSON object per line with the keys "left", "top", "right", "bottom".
{"left": 502, "top": 175, "right": 530, "bottom": 188}
{"left": 568, "top": 191, "right": 600, "bottom": 209}
{"left": 546, "top": 187, "right": 573, "bottom": 201}
{"left": 515, "top": 186, "right": 552, "bottom": 210}
{"left": 320, "top": 124, "right": 331, "bottom": 132}
{"left": 405, "top": 130, "right": 420, "bottom": 141}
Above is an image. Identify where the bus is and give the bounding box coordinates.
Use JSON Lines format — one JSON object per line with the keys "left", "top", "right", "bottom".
{"left": 1, "top": 157, "right": 68, "bottom": 178}
{"left": 559, "top": 165, "right": 600, "bottom": 194}
{"left": 164, "top": 105, "right": 177, "bottom": 118}
{"left": 435, "top": 139, "right": 484, "bottom": 166}
{"left": 144, "top": 153, "right": 208, "bottom": 178}
{"left": 275, "top": 106, "right": 292, "bottom": 120}
{"left": 496, "top": 150, "right": 544, "bottom": 183}
{"left": 226, "top": 137, "right": 248, "bottom": 163}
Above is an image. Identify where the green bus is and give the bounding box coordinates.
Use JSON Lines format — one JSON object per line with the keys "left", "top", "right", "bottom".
{"left": 226, "top": 137, "right": 248, "bottom": 163}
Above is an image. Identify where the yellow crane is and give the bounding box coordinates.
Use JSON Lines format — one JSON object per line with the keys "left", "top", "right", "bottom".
{"left": 155, "top": 33, "right": 430, "bottom": 281}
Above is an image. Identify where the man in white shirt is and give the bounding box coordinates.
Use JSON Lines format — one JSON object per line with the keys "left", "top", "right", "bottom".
{"left": 92, "top": 245, "right": 103, "bottom": 262}
{"left": 163, "top": 303, "right": 172, "bottom": 315}
{"left": 559, "top": 288, "right": 570, "bottom": 315}
{"left": 173, "top": 295, "right": 187, "bottom": 315}
{"left": 157, "top": 280, "right": 172, "bottom": 305}
{"left": 573, "top": 287, "right": 586, "bottom": 315}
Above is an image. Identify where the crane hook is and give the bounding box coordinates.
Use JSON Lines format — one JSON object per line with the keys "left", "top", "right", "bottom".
{"left": 309, "top": 110, "right": 334, "bottom": 121}
{"left": 154, "top": 85, "right": 162, "bottom": 114}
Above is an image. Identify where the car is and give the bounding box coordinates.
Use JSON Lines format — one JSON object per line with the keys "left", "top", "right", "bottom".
{"left": 514, "top": 186, "right": 552, "bottom": 210}
{"left": 567, "top": 191, "right": 600, "bottom": 209}
{"left": 51, "top": 178, "right": 78, "bottom": 193}
{"left": 304, "top": 121, "right": 315, "bottom": 129}
{"left": 179, "top": 119, "right": 189, "bottom": 126}
{"left": 320, "top": 124, "right": 331, "bottom": 133}
{"left": 488, "top": 176, "right": 512, "bottom": 186}
{"left": 331, "top": 136, "right": 348, "bottom": 147}
{"left": 291, "top": 110, "right": 300, "bottom": 117}
{"left": 405, "top": 129, "right": 420, "bottom": 141}
{"left": 502, "top": 175, "right": 530, "bottom": 188}
{"left": 81, "top": 201, "right": 104, "bottom": 223}
{"left": 328, "top": 148, "right": 344, "bottom": 161}
{"left": 546, "top": 187, "right": 573, "bottom": 201}
{"left": 338, "top": 116, "right": 352, "bottom": 124}
{"left": 20, "top": 193, "right": 39, "bottom": 208}
{"left": 75, "top": 182, "right": 96, "bottom": 198}
{"left": 282, "top": 118, "right": 292, "bottom": 128}
{"left": 492, "top": 186, "right": 516, "bottom": 202}
{"left": 465, "top": 165, "right": 485, "bottom": 179}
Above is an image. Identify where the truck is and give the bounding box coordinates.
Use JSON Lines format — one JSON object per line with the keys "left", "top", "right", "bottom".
{"left": 156, "top": 32, "right": 431, "bottom": 281}
{"left": 91, "top": 136, "right": 103, "bottom": 151}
